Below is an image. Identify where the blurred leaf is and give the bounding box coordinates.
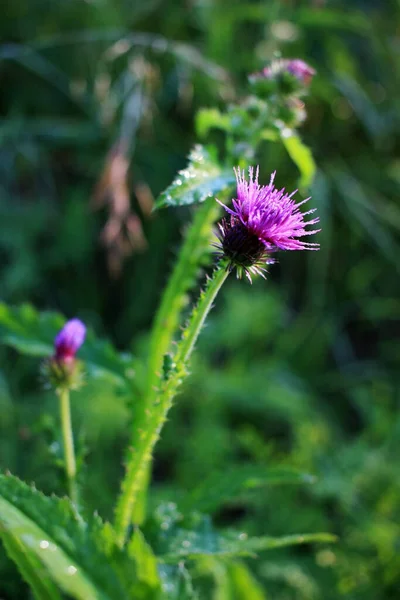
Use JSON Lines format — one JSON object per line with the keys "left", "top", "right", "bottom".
{"left": 0, "top": 473, "right": 130, "bottom": 600}
{"left": 155, "top": 145, "right": 235, "bottom": 209}
{"left": 0, "top": 304, "right": 134, "bottom": 390}
{"left": 180, "top": 466, "right": 316, "bottom": 514}
{"left": 208, "top": 559, "right": 267, "bottom": 600}
{"left": 227, "top": 561, "right": 266, "bottom": 600}
{"left": 158, "top": 563, "right": 196, "bottom": 599}
{"left": 280, "top": 131, "right": 316, "bottom": 189}
{"left": 195, "top": 108, "right": 231, "bottom": 138}
{"left": 0, "top": 529, "right": 62, "bottom": 600}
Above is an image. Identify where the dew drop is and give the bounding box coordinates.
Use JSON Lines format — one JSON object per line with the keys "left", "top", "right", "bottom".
{"left": 67, "top": 565, "right": 77, "bottom": 576}
{"left": 39, "top": 540, "right": 50, "bottom": 549}
{"left": 239, "top": 532, "right": 248, "bottom": 540}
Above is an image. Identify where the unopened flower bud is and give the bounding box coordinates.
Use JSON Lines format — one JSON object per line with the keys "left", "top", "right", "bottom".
{"left": 54, "top": 319, "right": 86, "bottom": 361}
{"left": 42, "top": 319, "right": 86, "bottom": 392}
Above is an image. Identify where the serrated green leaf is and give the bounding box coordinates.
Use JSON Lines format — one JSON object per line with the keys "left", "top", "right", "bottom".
{"left": 155, "top": 145, "right": 235, "bottom": 209}
{"left": 0, "top": 529, "right": 62, "bottom": 600}
{"left": 0, "top": 303, "right": 134, "bottom": 390}
{"left": 280, "top": 131, "right": 316, "bottom": 189}
{"left": 0, "top": 473, "right": 130, "bottom": 600}
{"left": 179, "top": 466, "right": 316, "bottom": 514}
{"left": 195, "top": 108, "right": 231, "bottom": 138}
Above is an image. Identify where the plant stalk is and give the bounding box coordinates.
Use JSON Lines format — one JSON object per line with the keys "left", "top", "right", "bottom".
{"left": 114, "top": 263, "right": 229, "bottom": 546}
{"left": 58, "top": 388, "right": 78, "bottom": 505}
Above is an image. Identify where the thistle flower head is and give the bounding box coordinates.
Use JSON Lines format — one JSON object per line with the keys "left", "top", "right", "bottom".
{"left": 55, "top": 319, "right": 86, "bottom": 361}
{"left": 215, "top": 167, "right": 320, "bottom": 281}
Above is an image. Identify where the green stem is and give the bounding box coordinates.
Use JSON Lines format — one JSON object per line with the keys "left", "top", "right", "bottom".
{"left": 113, "top": 263, "right": 230, "bottom": 546}
{"left": 176, "top": 264, "right": 229, "bottom": 363}
{"left": 58, "top": 388, "right": 78, "bottom": 505}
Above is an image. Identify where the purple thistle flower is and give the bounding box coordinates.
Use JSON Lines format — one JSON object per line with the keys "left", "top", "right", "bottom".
{"left": 285, "top": 59, "right": 316, "bottom": 85}
{"left": 54, "top": 319, "right": 86, "bottom": 362}
{"left": 215, "top": 167, "right": 320, "bottom": 281}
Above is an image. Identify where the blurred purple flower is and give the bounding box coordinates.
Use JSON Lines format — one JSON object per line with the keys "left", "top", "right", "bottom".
{"left": 55, "top": 319, "right": 86, "bottom": 361}
{"left": 252, "top": 58, "right": 316, "bottom": 86}
{"left": 216, "top": 167, "right": 320, "bottom": 281}
{"left": 285, "top": 59, "right": 316, "bottom": 85}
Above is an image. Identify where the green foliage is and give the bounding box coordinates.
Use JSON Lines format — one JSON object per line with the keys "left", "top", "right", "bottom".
{"left": 155, "top": 145, "right": 235, "bottom": 209}
{"left": 0, "top": 474, "right": 163, "bottom": 599}
{"left": 1, "top": 0, "right": 400, "bottom": 598}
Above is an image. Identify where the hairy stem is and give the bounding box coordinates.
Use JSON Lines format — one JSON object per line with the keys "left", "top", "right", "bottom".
{"left": 58, "top": 389, "right": 78, "bottom": 505}
{"left": 114, "top": 263, "right": 229, "bottom": 546}
{"left": 146, "top": 198, "right": 221, "bottom": 400}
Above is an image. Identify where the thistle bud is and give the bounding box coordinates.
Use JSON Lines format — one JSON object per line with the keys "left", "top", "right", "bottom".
{"left": 249, "top": 58, "right": 316, "bottom": 98}
{"left": 42, "top": 319, "right": 86, "bottom": 392}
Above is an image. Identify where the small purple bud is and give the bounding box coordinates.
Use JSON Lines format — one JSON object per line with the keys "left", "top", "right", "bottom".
{"left": 54, "top": 319, "right": 86, "bottom": 361}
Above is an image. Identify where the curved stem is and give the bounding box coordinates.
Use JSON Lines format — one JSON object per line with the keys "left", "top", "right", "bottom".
{"left": 114, "top": 263, "right": 230, "bottom": 546}
{"left": 58, "top": 388, "right": 78, "bottom": 505}
{"left": 176, "top": 264, "right": 229, "bottom": 363}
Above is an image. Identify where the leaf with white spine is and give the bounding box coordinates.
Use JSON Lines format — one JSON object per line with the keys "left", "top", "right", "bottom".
{"left": 155, "top": 145, "right": 235, "bottom": 209}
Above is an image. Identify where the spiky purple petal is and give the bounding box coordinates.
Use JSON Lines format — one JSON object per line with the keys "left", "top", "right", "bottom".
{"left": 216, "top": 167, "right": 320, "bottom": 280}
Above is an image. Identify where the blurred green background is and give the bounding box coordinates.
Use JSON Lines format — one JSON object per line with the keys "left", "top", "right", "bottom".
{"left": 1, "top": 0, "right": 400, "bottom": 598}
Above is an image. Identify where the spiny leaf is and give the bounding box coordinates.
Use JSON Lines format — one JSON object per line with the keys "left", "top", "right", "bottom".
{"left": 179, "top": 466, "right": 317, "bottom": 514}
{"left": 163, "top": 529, "right": 337, "bottom": 561}
{"left": 148, "top": 504, "right": 336, "bottom": 562}
{"left": 0, "top": 303, "right": 134, "bottom": 390}
{"left": 280, "top": 131, "right": 316, "bottom": 190}
{"left": 0, "top": 473, "right": 130, "bottom": 600}
{"left": 195, "top": 108, "right": 231, "bottom": 139}
{"left": 155, "top": 145, "right": 235, "bottom": 209}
